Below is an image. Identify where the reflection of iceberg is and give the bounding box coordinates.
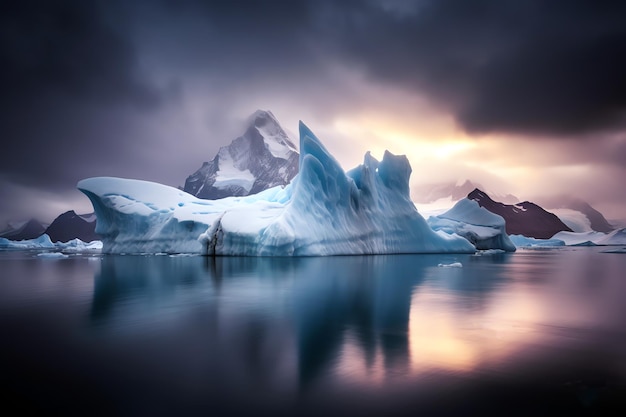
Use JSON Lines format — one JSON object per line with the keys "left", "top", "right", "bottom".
{"left": 78, "top": 122, "right": 475, "bottom": 255}
{"left": 90, "top": 253, "right": 510, "bottom": 389}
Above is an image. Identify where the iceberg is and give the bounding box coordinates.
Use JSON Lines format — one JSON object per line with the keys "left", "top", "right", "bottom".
{"left": 551, "top": 230, "right": 607, "bottom": 246}
{"left": 438, "top": 262, "right": 463, "bottom": 268}
{"left": 36, "top": 252, "right": 70, "bottom": 259}
{"left": 551, "top": 228, "right": 626, "bottom": 246}
{"left": 78, "top": 122, "right": 476, "bottom": 256}
{"left": 596, "top": 228, "right": 626, "bottom": 245}
{"left": 0, "top": 234, "right": 102, "bottom": 252}
{"left": 509, "top": 234, "right": 565, "bottom": 248}
{"left": 427, "top": 198, "right": 516, "bottom": 252}
{"left": 0, "top": 234, "right": 55, "bottom": 249}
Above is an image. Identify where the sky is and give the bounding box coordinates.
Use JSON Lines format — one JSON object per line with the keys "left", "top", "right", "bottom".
{"left": 1, "top": 0, "right": 625, "bottom": 227}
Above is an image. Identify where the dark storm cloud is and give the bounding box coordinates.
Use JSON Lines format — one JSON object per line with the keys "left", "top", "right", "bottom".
{"left": 137, "top": 0, "right": 626, "bottom": 136}
{"left": 0, "top": 0, "right": 162, "bottom": 189}
{"left": 320, "top": 0, "right": 626, "bottom": 136}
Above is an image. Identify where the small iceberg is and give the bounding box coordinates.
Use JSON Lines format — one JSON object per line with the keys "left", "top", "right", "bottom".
{"left": 438, "top": 262, "right": 463, "bottom": 268}
{"left": 36, "top": 252, "right": 69, "bottom": 259}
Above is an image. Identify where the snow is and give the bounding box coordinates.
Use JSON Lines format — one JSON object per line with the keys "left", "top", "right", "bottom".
{"left": 427, "top": 198, "right": 516, "bottom": 252}
{"left": 78, "top": 122, "right": 476, "bottom": 256}
{"left": 509, "top": 234, "right": 565, "bottom": 248}
{"left": 550, "top": 208, "right": 593, "bottom": 232}
{"left": 213, "top": 149, "right": 256, "bottom": 192}
{"left": 253, "top": 110, "right": 298, "bottom": 159}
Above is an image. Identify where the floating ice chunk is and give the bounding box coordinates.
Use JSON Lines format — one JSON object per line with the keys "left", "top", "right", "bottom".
{"left": 36, "top": 252, "right": 69, "bottom": 259}
{"left": 474, "top": 249, "right": 507, "bottom": 255}
{"left": 438, "top": 262, "right": 463, "bottom": 268}
{"left": 78, "top": 122, "right": 475, "bottom": 255}
{"left": 428, "top": 198, "right": 516, "bottom": 252}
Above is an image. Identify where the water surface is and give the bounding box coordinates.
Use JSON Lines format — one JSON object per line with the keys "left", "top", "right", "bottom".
{"left": 1, "top": 248, "right": 625, "bottom": 416}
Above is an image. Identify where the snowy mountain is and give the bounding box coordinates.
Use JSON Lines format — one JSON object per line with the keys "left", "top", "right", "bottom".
{"left": 0, "top": 218, "right": 47, "bottom": 241}
{"left": 184, "top": 110, "right": 299, "bottom": 199}
{"left": 412, "top": 180, "right": 519, "bottom": 206}
{"left": 537, "top": 196, "right": 614, "bottom": 233}
{"left": 77, "top": 122, "right": 475, "bottom": 255}
{"left": 44, "top": 210, "right": 99, "bottom": 243}
{"left": 468, "top": 189, "right": 572, "bottom": 239}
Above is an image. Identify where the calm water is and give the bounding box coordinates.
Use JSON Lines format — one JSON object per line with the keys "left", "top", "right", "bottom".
{"left": 1, "top": 248, "right": 625, "bottom": 416}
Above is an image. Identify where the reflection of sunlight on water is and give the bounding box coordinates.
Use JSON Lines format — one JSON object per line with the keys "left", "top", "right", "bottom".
{"left": 408, "top": 289, "right": 480, "bottom": 373}
{"left": 407, "top": 271, "right": 547, "bottom": 376}
{"left": 334, "top": 329, "right": 386, "bottom": 386}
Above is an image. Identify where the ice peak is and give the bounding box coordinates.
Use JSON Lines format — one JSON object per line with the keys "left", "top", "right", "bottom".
{"left": 298, "top": 121, "right": 339, "bottom": 172}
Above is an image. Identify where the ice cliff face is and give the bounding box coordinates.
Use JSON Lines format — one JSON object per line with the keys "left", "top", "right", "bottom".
{"left": 183, "top": 110, "right": 299, "bottom": 199}
{"left": 78, "top": 122, "right": 475, "bottom": 255}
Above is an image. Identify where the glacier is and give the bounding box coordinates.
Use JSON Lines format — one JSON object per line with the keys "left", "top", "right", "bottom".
{"left": 78, "top": 122, "right": 476, "bottom": 256}
{"left": 427, "top": 198, "right": 517, "bottom": 252}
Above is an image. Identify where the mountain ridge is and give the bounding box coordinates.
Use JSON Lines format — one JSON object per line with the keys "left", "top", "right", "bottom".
{"left": 468, "top": 188, "right": 572, "bottom": 239}
{"left": 183, "top": 110, "right": 299, "bottom": 199}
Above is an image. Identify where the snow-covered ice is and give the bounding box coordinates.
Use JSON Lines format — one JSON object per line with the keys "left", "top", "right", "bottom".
{"left": 509, "top": 234, "right": 566, "bottom": 248}
{"left": 0, "top": 234, "right": 55, "bottom": 249}
{"left": 0, "top": 234, "right": 102, "bottom": 252}
{"left": 551, "top": 231, "right": 607, "bottom": 246}
{"left": 550, "top": 228, "right": 625, "bottom": 246}
{"left": 438, "top": 262, "right": 463, "bottom": 268}
{"left": 78, "top": 122, "right": 476, "bottom": 256}
{"left": 596, "top": 228, "right": 626, "bottom": 245}
{"left": 57, "top": 239, "right": 103, "bottom": 252}
{"left": 427, "top": 198, "right": 516, "bottom": 252}
{"left": 37, "top": 252, "right": 69, "bottom": 259}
